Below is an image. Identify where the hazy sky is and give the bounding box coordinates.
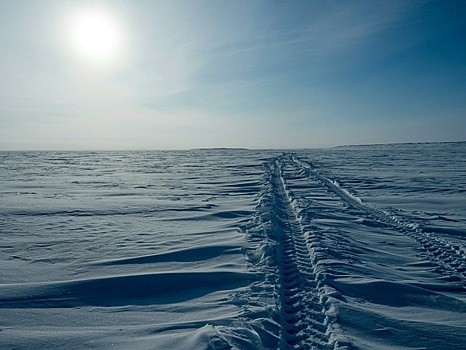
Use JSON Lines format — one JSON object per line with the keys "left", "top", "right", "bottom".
{"left": 1, "top": 0, "right": 465, "bottom": 150}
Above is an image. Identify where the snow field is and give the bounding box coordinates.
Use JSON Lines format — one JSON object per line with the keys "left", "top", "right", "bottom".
{"left": 1, "top": 144, "right": 465, "bottom": 349}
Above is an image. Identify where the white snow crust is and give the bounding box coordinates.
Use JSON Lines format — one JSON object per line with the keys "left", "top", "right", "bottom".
{"left": 1, "top": 143, "right": 465, "bottom": 349}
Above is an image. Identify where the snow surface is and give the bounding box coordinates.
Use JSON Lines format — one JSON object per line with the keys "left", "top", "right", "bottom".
{"left": 1, "top": 143, "right": 465, "bottom": 349}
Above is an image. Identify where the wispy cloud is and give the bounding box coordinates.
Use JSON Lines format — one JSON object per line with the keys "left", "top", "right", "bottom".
{"left": 188, "top": 1, "right": 423, "bottom": 78}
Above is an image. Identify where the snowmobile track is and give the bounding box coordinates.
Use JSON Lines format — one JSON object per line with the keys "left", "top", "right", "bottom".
{"left": 290, "top": 154, "right": 466, "bottom": 288}
{"left": 257, "top": 153, "right": 466, "bottom": 349}
{"left": 268, "top": 157, "right": 346, "bottom": 350}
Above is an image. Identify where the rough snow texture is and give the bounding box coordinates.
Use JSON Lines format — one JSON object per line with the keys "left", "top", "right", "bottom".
{"left": 1, "top": 143, "right": 465, "bottom": 349}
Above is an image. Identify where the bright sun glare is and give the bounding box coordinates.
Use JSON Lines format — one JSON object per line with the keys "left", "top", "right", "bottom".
{"left": 69, "top": 8, "right": 121, "bottom": 61}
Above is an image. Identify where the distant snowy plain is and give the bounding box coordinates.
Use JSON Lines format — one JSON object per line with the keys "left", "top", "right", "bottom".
{"left": 1, "top": 143, "right": 465, "bottom": 349}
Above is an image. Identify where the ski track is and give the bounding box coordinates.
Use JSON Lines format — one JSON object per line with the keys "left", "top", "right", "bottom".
{"left": 249, "top": 153, "right": 466, "bottom": 349}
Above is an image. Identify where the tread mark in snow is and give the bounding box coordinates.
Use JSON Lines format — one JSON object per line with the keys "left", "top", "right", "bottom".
{"left": 290, "top": 155, "right": 466, "bottom": 288}
{"left": 269, "top": 158, "right": 346, "bottom": 350}
{"left": 256, "top": 153, "right": 465, "bottom": 349}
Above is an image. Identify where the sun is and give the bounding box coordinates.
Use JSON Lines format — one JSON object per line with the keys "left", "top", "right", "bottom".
{"left": 69, "top": 8, "right": 121, "bottom": 61}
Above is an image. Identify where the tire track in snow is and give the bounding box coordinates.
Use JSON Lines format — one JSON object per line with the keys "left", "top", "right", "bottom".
{"left": 290, "top": 155, "right": 466, "bottom": 288}
{"left": 251, "top": 152, "right": 465, "bottom": 349}
{"left": 268, "top": 157, "right": 346, "bottom": 350}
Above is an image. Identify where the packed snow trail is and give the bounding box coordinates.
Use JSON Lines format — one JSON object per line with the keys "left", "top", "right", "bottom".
{"left": 271, "top": 159, "right": 339, "bottom": 349}
{"left": 248, "top": 157, "right": 352, "bottom": 349}
{"left": 249, "top": 153, "right": 466, "bottom": 349}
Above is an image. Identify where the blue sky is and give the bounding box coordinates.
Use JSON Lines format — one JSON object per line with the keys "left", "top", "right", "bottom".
{"left": 1, "top": 0, "right": 465, "bottom": 150}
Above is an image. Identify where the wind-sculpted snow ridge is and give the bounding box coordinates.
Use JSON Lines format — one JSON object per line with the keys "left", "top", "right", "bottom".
{"left": 0, "top": 150, "right": 283, "bottom": 350}
{"left": 291, "top": 155, "right": 466, "bottom": 287}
